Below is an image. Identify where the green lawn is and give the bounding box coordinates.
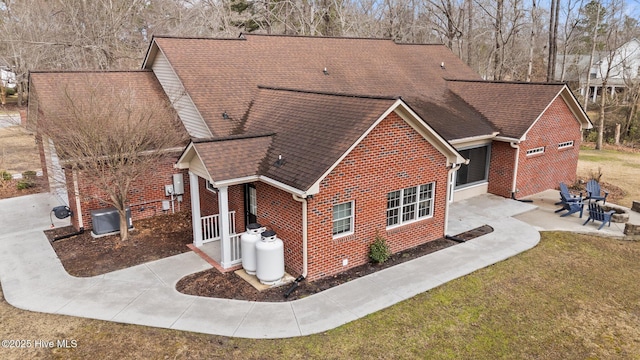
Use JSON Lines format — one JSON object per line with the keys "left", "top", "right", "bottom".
{"left": 3, "top": 232, "right": 639, "bottom": 359}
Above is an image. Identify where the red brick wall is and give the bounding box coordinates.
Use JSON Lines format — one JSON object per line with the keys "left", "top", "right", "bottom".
{"left": 197, "top": 180, "right": 245, "bottom": 234}
{"left": 254, "top": 182, "right": 304, "bottom": 277}
{"left": 516, "top": 98, "right": 582, "bottom": 197}
{"left": 199, "top": 177, "right": 219, "bottom": 217}
{"left": 68, "top": 156, "right": 191, "bottom": 231}
{"left": 487, "top": 141, "right": 516, "bottom": 198}
{"left": 303, "top": 112, "right": 450, "bottom": 281}
{"left": 488, "top": 97, "right": 583, "bottom": 198}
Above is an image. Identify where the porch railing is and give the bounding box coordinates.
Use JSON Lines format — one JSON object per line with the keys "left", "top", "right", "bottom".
{"left": 201, "top": 211, "right": 236, "bottom": 244}
{"left": 229, "top": 233, "right": 242, "bottom": 265}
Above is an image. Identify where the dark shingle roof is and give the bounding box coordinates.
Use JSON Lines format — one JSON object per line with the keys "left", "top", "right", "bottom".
{"left": 29, "top": 70, "right": 188, "bottom": 140}
{"left": 150, "top": 35, "right": 491, "bottom": 141}
{"left": 193, "top": 87, "right": 398, "bottom": 190}
{"left": 193, "top": 135, "right": 273, "bottom": 182}
{"left": 447, "top": 80, "right": 566, "bottom": 139}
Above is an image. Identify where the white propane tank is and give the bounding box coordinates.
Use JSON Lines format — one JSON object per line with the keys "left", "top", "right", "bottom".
{"left": 240, "top": 223, "right": 264, "bottom": 275}
{"left": 255, "top": 230, "right": 285, "bottom": 285}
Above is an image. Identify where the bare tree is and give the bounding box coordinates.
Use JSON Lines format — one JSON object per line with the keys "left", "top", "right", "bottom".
{"left": 39, "top": 76, "right": 187, "bottom": 241}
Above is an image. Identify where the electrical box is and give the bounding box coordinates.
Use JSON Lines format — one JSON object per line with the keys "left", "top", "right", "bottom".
{"left": 91, "top": 207, "right": 133, "bottom": 236}
{"left": 165, "top": 184, "right": 174, "bottom": 196}
{"left": 172, "top": 173, "right": 184, "bottom": 195}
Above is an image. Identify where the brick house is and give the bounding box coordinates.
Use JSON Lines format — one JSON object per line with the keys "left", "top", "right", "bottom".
{"left": 29, "top": 35, "right": 591, "bottom": 281}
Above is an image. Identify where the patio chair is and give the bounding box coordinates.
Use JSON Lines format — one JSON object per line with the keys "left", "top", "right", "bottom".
{"left": 555, "top": 182, "right": 581, "bottom": 205}
{"left": 585, "top": 179, "right": 609, "bottom": 204}
{"left": 583, "top": 201, "right": 615, "bottom": 230}
{"left": 555, "top": 191, "right": 584, "bottom": 218}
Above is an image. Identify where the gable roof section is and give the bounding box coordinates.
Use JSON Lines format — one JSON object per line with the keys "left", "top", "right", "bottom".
{"left": 29, "top": 70, "right": 188, "bottom": 141}
{"left": 180, "top": 135, "right": 273, "bottom": 183}
{"left": 177, "top": 87, "right": 464, "bottom": 194}
{"left": 447, "top": 80, "right": 591, "bottom": 140}
{"left": 143, "top": 34, "right": 493, "bottom": 141}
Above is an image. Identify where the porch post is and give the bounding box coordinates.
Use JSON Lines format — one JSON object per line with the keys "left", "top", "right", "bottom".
{"left": 592, "top": 86, "right": 597, "bottom": 102}
{"left": 189, "top": 172, "right": 203, "bottom": 247}
{"left": 218, "top": 186, "right": 232, "bottom": 268}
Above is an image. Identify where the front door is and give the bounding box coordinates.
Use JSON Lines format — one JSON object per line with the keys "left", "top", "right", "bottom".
{"left": 244, "top": 183, "right": 257, "bottom": 226}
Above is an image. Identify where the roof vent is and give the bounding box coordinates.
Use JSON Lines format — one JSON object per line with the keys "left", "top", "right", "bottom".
{"left": 222, "top": 111, "right": 229, "bottom": 120}
{"left": 440, "top": 62, "right": 445, "bottom": 69}
{"left": 323, "top": 67, "right": 329, "bottom": 75}
{"left": 274, "top": 154, "right": 285, "bottom": 167}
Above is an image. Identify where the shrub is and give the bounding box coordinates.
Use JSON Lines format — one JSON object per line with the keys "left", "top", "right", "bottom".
{"left": 589, "top": 167, "right": 603, "bottom": 182}
{"left": 369, "top": 231, "right": 391, "bottom": 264}
{"left": 22, "top": 170, "right": 36, "bottom": 180}
{"left": 16, "top": 179, "right": 34, "bottom": 190}
{"left": 1, "top": 170, "right": 11, "bottom": 181}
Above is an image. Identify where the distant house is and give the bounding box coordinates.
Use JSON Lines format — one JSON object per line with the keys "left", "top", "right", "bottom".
{"left": 557, "top": 39, "right": 640, "bottom": 104}
{"left": 29, "top": 35, "right": 592, "bottom": 281}
{"left": 0, "top": 65, "right": 16, "bottom": 89}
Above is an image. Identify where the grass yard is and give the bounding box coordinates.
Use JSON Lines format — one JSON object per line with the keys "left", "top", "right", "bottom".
{"left": 578, "top": 147, "right": 640, "bottom": 207}
{"left": 0, "top": 124, "right": 40, "bottom": 175}
{"left": 2, "top": 232, "right": 639, "bottom": 359}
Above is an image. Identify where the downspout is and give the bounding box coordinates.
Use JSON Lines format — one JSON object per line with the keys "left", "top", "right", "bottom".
{"left": 510, "top": 142, "right": 520, "bottom": 198}
{"left": 509, "top": 142, "right": 534, "bottom": 202}
{"left": 73, "top": 168, "right": 84, "bottom": 229}
{"left": 286, "top": 194, "right": 308, "bottom": 298}
{"left": 444, "top": 162, "right": 462, "bottom": 236}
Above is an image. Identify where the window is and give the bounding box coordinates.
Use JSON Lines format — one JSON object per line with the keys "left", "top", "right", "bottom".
{"left": 456, "top": 145, "right": 490, "bottom": 187}
{"left": 333, "top": 201, "right": 354, "bottom": 237}
{"left": 558, "top": 141, "right": 574, "bottom": 149}
{"left": 526, "top": 147, "right": 545, "bottom": 156}
{"left": 387, "top": 183, "right": 434, "bottom": 227}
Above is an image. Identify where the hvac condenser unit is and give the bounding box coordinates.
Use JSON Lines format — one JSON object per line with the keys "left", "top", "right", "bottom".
{"left": 91, "top": 207, "right": 133, "bottom": 237}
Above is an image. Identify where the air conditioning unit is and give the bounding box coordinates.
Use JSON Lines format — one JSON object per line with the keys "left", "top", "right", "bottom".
{"left": 91, "top": 207, "right": 133, "bottom": 237}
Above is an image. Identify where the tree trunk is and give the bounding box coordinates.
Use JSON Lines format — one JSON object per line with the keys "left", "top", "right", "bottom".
{"left": 546, "top": 0, "right": 557, "bottom": 82}
{"left": 493, "top": 0, "right": 503, "bottom": 80}
{"left": 582, "top": 4, "right": 601, "bottom": 109}
{"left": 597, "top": 82, "right": 606, "bottom": 150}
{"left": 614, "top": 123, "right": 621, "bottom": 145}
{"left": 526, "top": 0, "right": 537, "bottom": 82}
{"left": 119, "top": 208, "right": 130, "bottom": 242}
{"left": 466, "top": 0, "right": 473, "bottom": 67}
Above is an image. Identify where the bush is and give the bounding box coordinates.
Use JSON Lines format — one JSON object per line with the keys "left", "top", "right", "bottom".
{"left": 22, "top": 170, "right": 36, "bottom": 180}
{"left": 369, "top": 232, "right": 391, "bottom": 264}
{"left": 1, "top": 170, "right": 11, "bottom": 181}
{"left": 16, "top": 179, "right": 34, "bottom": 190}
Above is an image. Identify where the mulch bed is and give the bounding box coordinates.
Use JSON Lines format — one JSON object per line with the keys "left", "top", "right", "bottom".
{"left": 46, "top": 211, "right": 193, "bottom": 277}
{"left": 176, "top": 225, "right": 493, "bottom": 302}
{"left": 570, "top": 178, "right": 625, "bottom": 204}
{"left": 44, "top": 202, "right": 493, "bottom": 301}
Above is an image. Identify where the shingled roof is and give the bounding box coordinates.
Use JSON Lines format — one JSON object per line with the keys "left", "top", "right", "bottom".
{"left": 179, "top": 87, "right": 464, "bottom": 192}
{"left": 144, "top": 34, "right": 493, "bottom": 141}
{"left": 29, "top": 70, "right": 188, "bottom": 143}
{"left": 446, "top": 80, "right": 572, "bottom": 139}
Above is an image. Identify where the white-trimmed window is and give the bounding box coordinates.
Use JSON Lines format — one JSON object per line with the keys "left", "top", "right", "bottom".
{"left": 526, "top": 146, "right": 545, "bottom": 156}
{"left": 333, "top": 201, "right": 354, "bottom": 237}
{"left": 558, "top": 140, "right": 574, "bottom": 149}
{"left": 387, "top": 183, "right": 434, "bottom": 228}
{"left": 206, "top": 180, "right": 217, "bottom": 193}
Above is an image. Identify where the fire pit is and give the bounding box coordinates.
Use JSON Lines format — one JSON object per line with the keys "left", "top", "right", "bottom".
{"left": 600, "top": 204, "right": 630, "bottom": 223}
